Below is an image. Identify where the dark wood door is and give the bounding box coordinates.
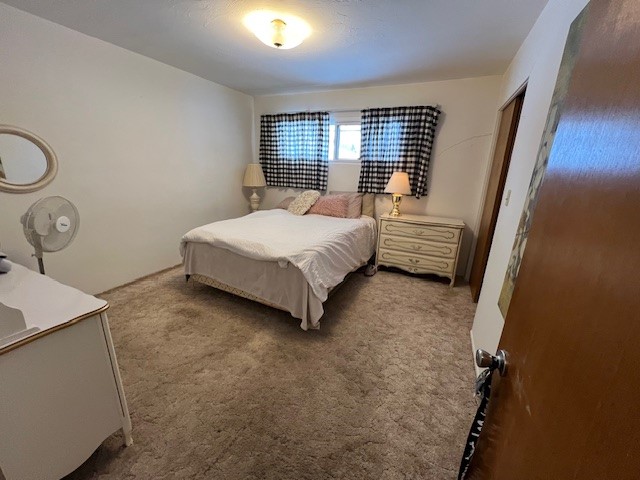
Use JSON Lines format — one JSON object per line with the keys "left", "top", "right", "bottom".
{"left": 467, "top": 0, "right": 640, "bottom": 478}
{"left": 469, "top": 92, "right": 524, "bottom": 303}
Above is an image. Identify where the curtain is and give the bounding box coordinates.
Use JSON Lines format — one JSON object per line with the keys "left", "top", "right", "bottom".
{"left": 259, "top": 112, "right": 330, "bottom": 190}
{"left": 357, "top": 106, "right": 441, "bottom": 198}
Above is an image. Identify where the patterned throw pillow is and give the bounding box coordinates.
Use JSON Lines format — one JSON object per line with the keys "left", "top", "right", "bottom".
{"left": 287, "top": 190, "right": 321, "bottom": 215}
{"left": 307, "top": 194, "right": 351, "bottom": 218}
{"left": 276, "top": 196, "right": 296, "bottom": 209}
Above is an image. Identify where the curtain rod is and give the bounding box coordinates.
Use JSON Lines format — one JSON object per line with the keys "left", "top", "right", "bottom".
{"left": 331, "top": 105, "right": 442, "bottom": 112}
{"left": 263, "top": 105, "right": 442, "bottom": 115}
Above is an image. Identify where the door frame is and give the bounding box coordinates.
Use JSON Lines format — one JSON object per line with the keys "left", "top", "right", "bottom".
{"left": 467, "top": 83, "right": 527, "bottom": 303}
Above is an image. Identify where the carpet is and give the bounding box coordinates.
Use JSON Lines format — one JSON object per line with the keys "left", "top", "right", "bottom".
{"left": 65, "top": 267, "right": 477, "bottom": 480}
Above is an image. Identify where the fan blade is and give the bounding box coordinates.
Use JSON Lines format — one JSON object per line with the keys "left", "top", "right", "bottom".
{"left": 32, "top": 208, "right": 51, "bottom": 236}
{"left": 41, "top": 227, "right": 65, "bottom": 252}
{"left": 56, "top": 203, "right": 76, "bottom": 224}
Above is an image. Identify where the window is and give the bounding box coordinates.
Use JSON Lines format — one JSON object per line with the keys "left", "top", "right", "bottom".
{"left": 329, "top": 111, "right": 361, "bottom": 162}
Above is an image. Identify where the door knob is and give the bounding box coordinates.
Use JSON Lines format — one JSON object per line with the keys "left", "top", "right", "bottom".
{"left": 475, "top": 348, "right": 508, "bottom": 376}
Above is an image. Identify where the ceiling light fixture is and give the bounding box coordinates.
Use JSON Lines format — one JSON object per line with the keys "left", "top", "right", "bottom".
{"left": 243, "top": 11, "right": 311, "bottom": 50}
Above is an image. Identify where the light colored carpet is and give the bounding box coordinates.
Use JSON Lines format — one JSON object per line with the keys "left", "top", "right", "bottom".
{"left": 65, "top": 267, "right": 477, "bottom": 480}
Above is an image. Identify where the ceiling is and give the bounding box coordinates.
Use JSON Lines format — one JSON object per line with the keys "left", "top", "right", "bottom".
{"left": 3, "top": 0, "right": 550, "bottom": 96}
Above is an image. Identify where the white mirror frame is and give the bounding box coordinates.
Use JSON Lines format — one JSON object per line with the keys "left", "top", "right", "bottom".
{"left": 0, "top": 125, "right": 58, "bottom": 194}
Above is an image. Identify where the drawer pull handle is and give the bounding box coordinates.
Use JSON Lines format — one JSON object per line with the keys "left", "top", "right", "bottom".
{"left": 409, "top": 258, "right": 420, "bottom": 264}
{"left": 412, "top": 245, "right": 422, "bottom": 250}
{"left": 414, "top": 229, "right": 425, "bottom": 235}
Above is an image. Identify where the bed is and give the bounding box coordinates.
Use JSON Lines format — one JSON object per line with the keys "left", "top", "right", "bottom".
{"left": 180, "top": 208, "right": 377, "bottom": 330}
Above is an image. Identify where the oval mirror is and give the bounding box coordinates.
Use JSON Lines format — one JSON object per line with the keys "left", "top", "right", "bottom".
{"left": 0, "top": 125, "right": 58, "bottom": 193}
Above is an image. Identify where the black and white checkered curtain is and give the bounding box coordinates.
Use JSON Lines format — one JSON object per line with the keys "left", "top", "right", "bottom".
{"left": 357, "top": 106, "right": 441, "bottom": 199}
{"left": 259, "top": 112, "right": 330, "bottom": 190}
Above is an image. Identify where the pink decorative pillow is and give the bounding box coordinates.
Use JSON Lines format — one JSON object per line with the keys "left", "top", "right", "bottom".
{"left": 307, "top": 194, "right": 351, "bottom": 218}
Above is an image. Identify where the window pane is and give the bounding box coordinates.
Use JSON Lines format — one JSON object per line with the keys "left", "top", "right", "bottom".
{"left": 337, "top": 124, "right": 361, "bottom": 160}
{"left": 329, "top": 125, "right": 336, "bottom": 161}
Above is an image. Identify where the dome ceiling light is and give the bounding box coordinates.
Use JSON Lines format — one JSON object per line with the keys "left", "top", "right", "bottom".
{"left": 243, "top": 11, "right": 311, "bottom": 50}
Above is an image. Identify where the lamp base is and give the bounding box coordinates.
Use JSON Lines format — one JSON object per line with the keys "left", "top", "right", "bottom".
{"left": 249, "top": 189, "right": 261, "bottom": 212}
{"left": 389, "top": 193, "right": 403, "bottom": 217}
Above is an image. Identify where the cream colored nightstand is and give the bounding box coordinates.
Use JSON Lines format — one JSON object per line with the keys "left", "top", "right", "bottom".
{"left": 376, "top": 213, "right": 465, "bottom": 287}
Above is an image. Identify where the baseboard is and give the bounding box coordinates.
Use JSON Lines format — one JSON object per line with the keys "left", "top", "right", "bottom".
{"left": 98, "top": 263, "right": 182, "bottom": 296}
{"left": 470, "top": 329, "right": 481, "bottom": 378}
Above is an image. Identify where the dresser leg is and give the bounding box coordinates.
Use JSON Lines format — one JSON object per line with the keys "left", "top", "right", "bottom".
{"left": 123, "top": 427, "right": 134, "bottom": 446}
{"left": 100, "top": 312, "right": 133, "bottom": 448}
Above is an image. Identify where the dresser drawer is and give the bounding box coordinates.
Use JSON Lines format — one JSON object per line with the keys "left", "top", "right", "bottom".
{"left": 380, "top": 219, "right": 461, "bottom": 244}
{"left": 378, "top": 248, "right": 455, "bottom": 275}
{"left": 378, "top": 233, "right": 458, "bottom": 259}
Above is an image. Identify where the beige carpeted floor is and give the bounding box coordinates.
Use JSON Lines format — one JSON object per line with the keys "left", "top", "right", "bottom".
{"left": 65, "top": 267, "right": 477, "bottom": 480}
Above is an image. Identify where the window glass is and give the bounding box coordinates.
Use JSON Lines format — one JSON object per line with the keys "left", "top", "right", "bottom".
{"left": 337, "top": 124, "right": 361, "bottom": 160}
{"left": 328, "top": 111, "right": 362, "bottom": 162}
{"left": 329, "top": 125, "right": 336, "bottom": 161}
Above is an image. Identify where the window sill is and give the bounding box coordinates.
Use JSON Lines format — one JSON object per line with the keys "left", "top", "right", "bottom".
{"left": 330, "top": 160, "right": 362, "bottom": 165}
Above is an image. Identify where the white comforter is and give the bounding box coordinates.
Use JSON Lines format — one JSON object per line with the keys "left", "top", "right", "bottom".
{"left": 180, "top": 210, "right": 377, "bottom": 302}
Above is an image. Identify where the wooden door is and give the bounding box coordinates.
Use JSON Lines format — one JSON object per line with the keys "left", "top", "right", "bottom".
{"left": 469, "top": 92, "right": 524, "bottom": 303}
{"left": 467, "top": 0, "right": 640, "bottom": 478}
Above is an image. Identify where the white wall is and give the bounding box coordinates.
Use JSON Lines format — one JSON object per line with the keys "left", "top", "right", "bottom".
{"left": 470, "top": 0, "right": 590, "bottom": 362}
{"left": 0, "top": 3, "right": 253, "bottom": 294}
{"left": 253, "top": 76, "right": 502, "bottom": 276}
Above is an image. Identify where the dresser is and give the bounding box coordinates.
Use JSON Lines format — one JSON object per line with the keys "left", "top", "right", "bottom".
{"left": 0, "top": 263, "right": 132, "bottom": 480}
{"left": 376, "top": 213, "right": 465, "bottom": 287}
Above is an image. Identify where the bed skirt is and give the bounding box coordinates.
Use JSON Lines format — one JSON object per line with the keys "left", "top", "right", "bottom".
{"left": 183, "top": 242, "right": 326, "bottom": 330}
{"left": 189, "top": 274, "right": 288, "bottom": 313}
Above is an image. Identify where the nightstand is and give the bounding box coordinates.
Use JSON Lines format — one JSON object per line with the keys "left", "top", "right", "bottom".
{"left": 376, "top": 213, "right": 465, "bottom": 287}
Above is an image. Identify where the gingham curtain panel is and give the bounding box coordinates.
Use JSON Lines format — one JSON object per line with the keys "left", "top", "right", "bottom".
{"left": 357, "top": 106, "right": 440, "bottom": 199}
{"left": 259, "top": 111, "right": 330, "bottom": 190}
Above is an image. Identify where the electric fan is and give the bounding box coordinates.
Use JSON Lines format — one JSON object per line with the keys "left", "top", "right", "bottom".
{"left": 20, "top": 196, "right": 79, "bottom": 274}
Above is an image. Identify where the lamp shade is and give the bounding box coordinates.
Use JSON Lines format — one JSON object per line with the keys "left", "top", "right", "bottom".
{"left": 243, "top": 164, "right": 266, "bottom": 187}
{"left": 384, "top": 172, "right": 412, "bottom": 195}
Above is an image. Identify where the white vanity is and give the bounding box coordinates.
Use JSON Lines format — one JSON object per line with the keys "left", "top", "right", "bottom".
{"left": 0, "top": 263, "right": 132, "bottom": 480}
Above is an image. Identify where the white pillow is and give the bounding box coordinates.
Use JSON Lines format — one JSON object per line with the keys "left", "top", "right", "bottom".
{"left": 287, "top": 190, "right": 321, "bottom": 215}
{"left": 275, "top": 196, "right": 296, "bottom": 209}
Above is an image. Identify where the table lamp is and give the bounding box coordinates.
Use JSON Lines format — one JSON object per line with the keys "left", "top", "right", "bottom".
{"left": 384, "top": 172, "right": 412, "bottom": 217}
{"left": 243, "top": 163, "right": 267, "bottom": 212}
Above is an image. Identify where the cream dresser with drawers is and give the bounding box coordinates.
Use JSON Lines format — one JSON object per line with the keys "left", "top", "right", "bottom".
{"left": 376, "top": 213, "right": 465, "bottom": 287}
{"left": 0, "top": 262, "right": 132, "bottom": 480}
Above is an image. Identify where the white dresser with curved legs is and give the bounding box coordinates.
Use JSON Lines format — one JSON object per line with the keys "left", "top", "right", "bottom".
{"left": 0, "top": 263, "right": 132, "bottom": 480}
{"left": 376, "top": 213, "right": 465, "bottom": 287}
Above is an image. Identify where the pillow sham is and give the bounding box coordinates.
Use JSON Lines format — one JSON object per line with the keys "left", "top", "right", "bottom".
{"left": 329, "top": 191, "right": 375, "bottom": 217}
{"left": 307, "top": 194, "right": 351, "bottom": 218}
{"left": 361, "top": 193, "right": 375, "bottom": 218}
{"left": 276, "top": 196, "right": 295, "bottom": 209}
{"left": 287, "top": 190, "right": 321, "bottom": 215}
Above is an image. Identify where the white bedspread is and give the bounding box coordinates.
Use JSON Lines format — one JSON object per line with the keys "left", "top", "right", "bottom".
{"left": 180, "top": 210, "right": 377, "bottom": 302}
